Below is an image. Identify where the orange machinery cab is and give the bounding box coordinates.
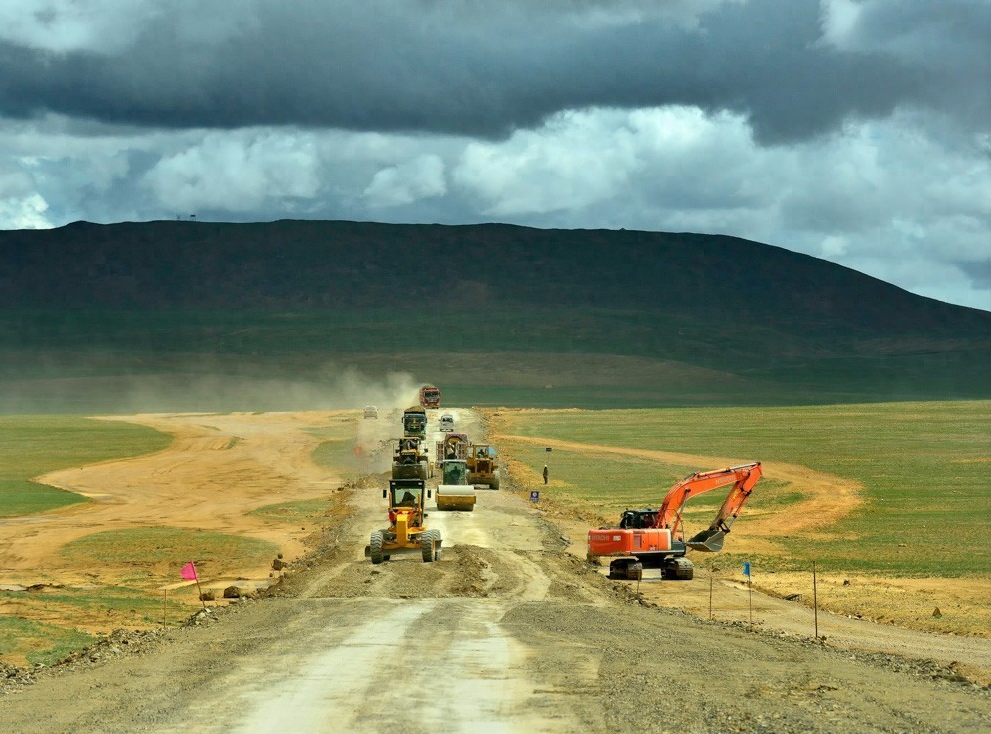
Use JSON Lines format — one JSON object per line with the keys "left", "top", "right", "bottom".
{"left": 587, "top": 509, "right": 690, "bottom": 580}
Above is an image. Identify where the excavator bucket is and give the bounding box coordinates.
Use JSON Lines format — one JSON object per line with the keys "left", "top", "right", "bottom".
{"left": 686, "top": 517, "right": 736, "bottom": 552}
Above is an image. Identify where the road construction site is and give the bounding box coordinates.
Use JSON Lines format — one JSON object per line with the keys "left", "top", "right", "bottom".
{"left": 1, "top": 408, "right": 991, "bottom": 733}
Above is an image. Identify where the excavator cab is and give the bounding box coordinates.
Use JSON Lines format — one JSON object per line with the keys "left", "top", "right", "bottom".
{"left": 618, "top": 510, "right": 658, "bottom": 529}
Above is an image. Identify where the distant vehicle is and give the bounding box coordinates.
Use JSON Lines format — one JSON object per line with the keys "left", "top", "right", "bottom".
{"left": 439, "top": 414, "right": 455, "bottom": 432}
{"left": 363, "top": 406, "right": 378, "bottom": 419}
{"left": 419, "top": 384, "right": 441, "bottom": 408}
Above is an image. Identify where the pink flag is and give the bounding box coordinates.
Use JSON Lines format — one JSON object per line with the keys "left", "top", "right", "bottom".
{"left": 180, "top": 562, "right": 198, "bottom": 581}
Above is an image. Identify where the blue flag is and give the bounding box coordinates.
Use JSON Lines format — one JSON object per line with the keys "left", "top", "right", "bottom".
{"left": 743, "top": 561, "right": 751, "bottom": 577}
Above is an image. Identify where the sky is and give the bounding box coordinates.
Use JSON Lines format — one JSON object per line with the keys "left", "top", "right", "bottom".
{"left": 0, "top": 0, "right": 988, "bottom": 310}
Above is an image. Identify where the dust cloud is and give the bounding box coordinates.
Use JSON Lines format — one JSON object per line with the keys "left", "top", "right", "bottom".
{"left": 0, "top": 356, "right": 425, "bottom": 416}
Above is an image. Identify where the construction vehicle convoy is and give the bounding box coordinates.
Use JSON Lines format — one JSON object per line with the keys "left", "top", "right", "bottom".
{"left": 587, "top": 462, "right": 763, "bottom": 581}
{"left": 367, "top": 478, "right": 441, "bottom": 563}
{"left": 466, "top": 443, "right": 500, "bottom": 489}
{"left": 391, "top": 437, "right": 431, "bottom": 481}
{"left": 419, "top": 384, "right": 441, "bottom": 409}
{"left": 402, "top": 407, "right": 428, "bottom": 439}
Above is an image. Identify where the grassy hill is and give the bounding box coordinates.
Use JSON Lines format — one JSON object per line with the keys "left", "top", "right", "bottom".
{"left": 0, "top": 220, "right": 988, "bottom": 412}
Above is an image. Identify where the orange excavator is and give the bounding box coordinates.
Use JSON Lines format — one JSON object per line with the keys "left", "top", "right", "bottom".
{"left": 587, "top": 462, "right": 762, "bottom": 580}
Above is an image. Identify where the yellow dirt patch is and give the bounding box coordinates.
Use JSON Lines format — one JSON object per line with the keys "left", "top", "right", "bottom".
{"left": 494, "top": 433, "right": 863, "bottom": 549}
{"left": 0, "top": 411, "right": 353, "bottom": 652}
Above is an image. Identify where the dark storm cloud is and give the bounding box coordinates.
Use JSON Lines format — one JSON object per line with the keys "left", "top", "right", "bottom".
{"left": 1, "top": 0, "right": 981, "bottom": 143}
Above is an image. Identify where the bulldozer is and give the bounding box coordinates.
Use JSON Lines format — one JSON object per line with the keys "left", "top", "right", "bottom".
{"left": 366, "top": 478, "right": 441, "bottom": 563}
{"left": 391, "top": 437, "right": 431, "bottom": 481}
{"left": 436, "top": 459, "right": 476, "bottom": 511}
{"left": 466, "top": 443, "right": 500, "bottom": 489}
{"left": 587, "top": 462, "right": 763, "bottom": 581}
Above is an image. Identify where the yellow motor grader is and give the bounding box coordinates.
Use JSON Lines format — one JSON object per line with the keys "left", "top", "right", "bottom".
{"left": 366, "top": 479, "right": 441, "bottom": 563}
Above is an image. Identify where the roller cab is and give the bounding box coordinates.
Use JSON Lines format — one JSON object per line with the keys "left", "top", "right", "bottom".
{"left": 436, "top": 459, "right": 476, "bottom": 511}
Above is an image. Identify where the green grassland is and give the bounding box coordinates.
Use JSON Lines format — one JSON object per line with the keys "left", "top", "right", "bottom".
{"left": 496, "top": 401, "right": 991, "bottom": 577}
{"left": 249, "top": 498, "right": 342, "bottom": 526}
{"left": 60, "top": 527, "right": 278, "bottom": 569}
{"left": 0, "top": 416, "right": 172, "bottom": 517}
{"left": 0, "top": 615, "right": 92, "bottom": 666}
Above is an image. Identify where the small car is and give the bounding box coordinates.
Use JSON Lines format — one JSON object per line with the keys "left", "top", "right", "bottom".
{"left": 363, "top": 406, "right": 378, "bottom": 419}
{"left": 439, "top": 413, "right": 455, "bottom": 432}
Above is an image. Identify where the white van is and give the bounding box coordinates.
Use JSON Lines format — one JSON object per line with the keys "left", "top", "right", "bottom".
{"left": 363, "top": 406, "right": 378, "bottom": 419}
{"left": 439, "top": 413, "right": 455, "bottom": 432}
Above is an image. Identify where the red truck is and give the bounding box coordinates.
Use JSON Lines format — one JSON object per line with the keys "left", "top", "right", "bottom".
{"left": 419, "top": 384, "right": 441, "bottom": 408}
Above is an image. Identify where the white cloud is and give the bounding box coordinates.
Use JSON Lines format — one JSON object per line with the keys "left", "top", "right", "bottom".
{"left": 454, "top": 109, "right": 642, "bottom": 215}
{"left": 0, "top": 192, "right": 52, "bottom": 229}
{"left": 362, "top": 154, "right": 446, "bottom": 208}
{"left": 819, "top": 0, "right": 864, "bottom": 50}
{"left": 143, "top": 131, "right": 321, "bottom": 213}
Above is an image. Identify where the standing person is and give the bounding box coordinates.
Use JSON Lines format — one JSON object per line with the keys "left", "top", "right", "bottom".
{"left": 542, "top": 465, "right": 549, "bottom": 485}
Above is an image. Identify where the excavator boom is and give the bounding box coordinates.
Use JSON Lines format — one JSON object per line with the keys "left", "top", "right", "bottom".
{"left": 684, "top": 462, "right": 762, "bottom": 552}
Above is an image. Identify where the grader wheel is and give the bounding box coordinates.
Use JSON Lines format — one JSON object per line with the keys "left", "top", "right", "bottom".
{"left": 369, "top": 530, "right": 384, "bottom": 564}
{"left": 421, "top": 533, "right": 436, "bottom": 562}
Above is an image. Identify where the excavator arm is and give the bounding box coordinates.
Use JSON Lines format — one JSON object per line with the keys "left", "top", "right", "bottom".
{"left": 656, "top": 462, "right": 763, "bottom": 551}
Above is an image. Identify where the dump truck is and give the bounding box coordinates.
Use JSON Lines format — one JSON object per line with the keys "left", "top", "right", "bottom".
{"left": 587, "top": 462, "right": 762, "bottom": 580}
{"left": 402, "top": 407, "right": 428, "bottom": 439}
{"left": 366, "top": 478, "right": 441, "bottom": 563}
{"left": 391, "top": 437, "right": 431, "bottom": 481}
{"left": 419, "top": 384, "right": 441, "bottom": 408}
{"left": 467, "top": 443, "right": 500, "bottom": 489}
{"left": 436, "top": 459, "right": 476, "bottom": 511}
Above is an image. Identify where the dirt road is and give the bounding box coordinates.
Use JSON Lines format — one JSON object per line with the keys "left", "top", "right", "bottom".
{"left": 1, "top": 409, "right": 990, "bottom": 733}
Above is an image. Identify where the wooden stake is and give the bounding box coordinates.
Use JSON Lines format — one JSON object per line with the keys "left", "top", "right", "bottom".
{"left": 813, "top": 560, "right": 819, "bottom": 640}
{"left": 748, "top": 574, "right": 753, "bottom": 628}
{"left": 191, "top": 561, "right": 207, "bottom": 611}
